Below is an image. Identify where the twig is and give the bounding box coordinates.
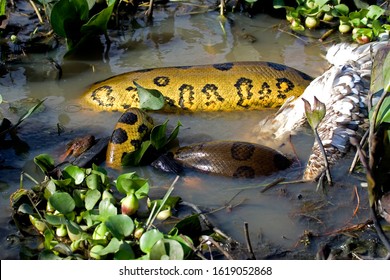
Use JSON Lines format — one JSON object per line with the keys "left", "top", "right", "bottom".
{"left": 244, "top": 222, "right": 256, "bottom": 260}
{"left": 28, "top": 0, "right": 44, "bottom": 24}
{"left": 180, "top": 201, "right": 232, "bottom": 241}
{"left": 179, "top": 234, "right": 208, "bottom": 260}
{"left": 319, "top": 28, "right": 336, "bottom": 42}
{"left": 349, "top": 130, "right": 369, "bottom": 174}
{"left": 353, "top": 186, "right": 360, "bottom": 217}
{"left": 260, "top": 177, "right": 286, "bottom": 193}
{"left": 200, "top": 235, "right": 234, "bottom": 260}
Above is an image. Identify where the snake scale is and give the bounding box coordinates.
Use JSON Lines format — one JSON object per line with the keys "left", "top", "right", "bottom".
{"left": 82, "top": 61, "right": 312, "bottom": 176}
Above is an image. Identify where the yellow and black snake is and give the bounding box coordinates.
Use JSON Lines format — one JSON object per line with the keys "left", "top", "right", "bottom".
{"left": 82, "top": 61, "right": 312, "bottom": 176}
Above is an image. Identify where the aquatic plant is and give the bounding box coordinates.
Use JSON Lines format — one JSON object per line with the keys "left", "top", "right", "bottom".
{"left": 10, "top": 157, "right": 197, "bottom": 259}
{"left": 274, "top": 0, "right": 390, "bottom": 43}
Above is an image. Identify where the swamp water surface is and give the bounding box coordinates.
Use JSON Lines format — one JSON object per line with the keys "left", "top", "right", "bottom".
{"left": 0, "top": 5, "right": 374, "bottom": 259}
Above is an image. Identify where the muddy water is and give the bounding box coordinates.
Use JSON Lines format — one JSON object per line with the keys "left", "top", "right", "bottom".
{"left": 0, "top": 7, "right": 369, "bottom": 259}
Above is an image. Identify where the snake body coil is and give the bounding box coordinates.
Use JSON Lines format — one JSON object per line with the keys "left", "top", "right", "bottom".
{"left": 106, "top": 108, "right": 154, "bottom": 167}
{"left": 153, "top": 141, "right": 292, "bottom": 178}
{"left": 83, "top": 62, "right": 312, "bottom": 112}
{"left": 85, "top": 61, "right": 310, "bottom": 175}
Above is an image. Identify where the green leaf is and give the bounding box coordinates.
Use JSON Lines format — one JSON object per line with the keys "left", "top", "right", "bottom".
{"left": 366, "top": 5, "right": 385, "bottom": 20}
{"left": 114, "top": 242, "right": 135, "bottom": 260}
{"left": 44, "top": 213, "right": 68, "bottom": 226}
{"left": 98, "top": 198, "right": 117, "bottom": 221}
{"left": 86, "top": 173, "right": 101, "bottom": 190}
{"left": 150, "top": 239, "right": 184, "bottom": 260}
{"left": 81, "top": 3, "right": 115, "bottom": 35}
{"left": 273, "top": 0, "right": 285, "bottom": 9}
{"left": 34, "top": 154, "right": 55, "bottom": 174}
{"left": 50, "top": 0, "right": 89, "bottom": 38}
{"left": 16, "top": 99, "right": 46, "bottom": 126}
{"left": 17, "top": 203, "right": 35, "bottom": 215}
{"left": 134, "top": 82, "right": 165, "bottom": 111}
{"left": 63, "top": 165, "right": 85, "bottom": 185}
{"left": 115, "top": 173, "right": 149, "bottom": 198}
{"left": 85, "top": 189, "right": 101, "bottom": 210}
{"left": 93, "top": 237, "right": 121, "bottom": 256}
{"left": 66, "top": 220, "right": 83, "bottom": 241}
{"left": 150, "top": 121, "right": 168, "bottom": 150}
{"left": 121, "top": 140, "right": 152, "bottom": 166}
{"left": 105, "top": 214, "right": 134, "bottom": 240}
{"left": 139, "top": 229, "right": 164, "bottom": 253}
{"left": 51, "top": 178, "right": 73, "bottom": 188}
{"left": 49, "top": 192, "right": 75, "bottom": 214}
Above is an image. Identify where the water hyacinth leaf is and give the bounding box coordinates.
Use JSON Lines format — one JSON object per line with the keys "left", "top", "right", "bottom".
{"left": 139, "top": 229, "right": 164, "bottom": 253}
{"left": 366, "top": 5, "right": 385, "bottom": 20}
{"left": 150, "top": 239, "right": 184, "bottom": 260}
{"left": 105, "top": 214, "right": 134, "bottom": 240}
{"left": 66, "top": 220, "right": 82, "bottom": 241}
{"left": 134, "top": 82, "right": 165, "bottom": 111}
{"left": 98, "top": 198, "right": 117, "bottom": 221}
{"left": 43, "top": 180, "right": 56, "bottom": 200}
{"left": 170, "top": 214, "right": 201, "bottom": 241}
{"left": 116, "top": 173, "right": 149, "bottom": 198}
{"left": 17, "top": 203, "right": 35, "bottom": 215}
{"left": 34, "top": 154, "right": 55, "bottom": 174}
{"left": 114, "top": 242, "right": 135, "bottom": 260}
{"left": 63, "top": 165, "right": 85, "bottom": 185}
{"left": 44, "top": 213, "right": 67, "bottom": 226}
{"left": 72, "top": 189, "right": 85, "bottom": 208}
{"left": 86, "top": 173, "right": 100, "bottom": 190}
{"left": 49, "top": 192, "right": 75, "bottom": 214}
{"left": 85, "top": 189, "right": 101, "bottom": 210}
{"left": 52, "top": 243, "right": 73, "bottom": 256}
{"left": 93, "top": 237, "right": 121, "bottom": 256}
{"left": 51, "top": 178, "right": 73, "bottom": 188}
{"left": 167, "top": 235, "right": 193, "bottom": 258}
{"left": 39, "top": 250, "right": 63, "bottom": 260}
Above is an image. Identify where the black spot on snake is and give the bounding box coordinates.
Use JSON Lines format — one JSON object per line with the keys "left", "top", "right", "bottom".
{"left": 118, "top": 112, "right": 138, "bottom": 125}
{"left": 234, "top": 78, "right": 253, "bottom": 108}
{"left": 267, "top": 62, "right": 287, "bottom": 71}
{"left": 273, "top": 153, "right": 291, "bottom": 170}
{"left": 231, "top": 142, "right": 255, "bottom": 161}
{"left": 298, "top": 71, "right": 313, "bottom": 81}
{"left": 138, "top": 124, "right": 149, "bottom": 134}
{"left": 233, "top": 166, "right": 255, "bottom": 179}
{"left": 111, "top": 128, "right": 128, "bottom": 144}
{"left": 154, "top": 76, "right": 170, "bottom": 87}
{"left": 91, "top": 85, "right": 114, "bottom": 107}
{"left": 179, "top": 84, "right": 195, "bottom": 109}
{"left": 276, "top": 78, "right": 295, "bottom": 99}
{"left": 213, "top": 63, "right": 234, "bottom": 71}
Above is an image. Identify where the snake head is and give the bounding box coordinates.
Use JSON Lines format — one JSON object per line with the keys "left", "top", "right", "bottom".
{"left": 151, "top": 152, "right": 183, "bottom": 174}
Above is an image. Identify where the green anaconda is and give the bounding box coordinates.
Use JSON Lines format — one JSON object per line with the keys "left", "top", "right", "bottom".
{"left": 83, "top": 61, "right": 312, "bottom": 112}
{"left": 82, "top": 61, "right": 311, "bottom": 176}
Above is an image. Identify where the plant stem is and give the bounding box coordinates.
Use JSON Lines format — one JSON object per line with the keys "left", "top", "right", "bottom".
{"left": 313, "top": 127, "right": 333, "bottom": 186}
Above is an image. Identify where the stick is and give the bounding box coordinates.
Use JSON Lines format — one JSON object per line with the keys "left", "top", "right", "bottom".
{"left": 244, "top": 222, "right": 256, "bottom": 260}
